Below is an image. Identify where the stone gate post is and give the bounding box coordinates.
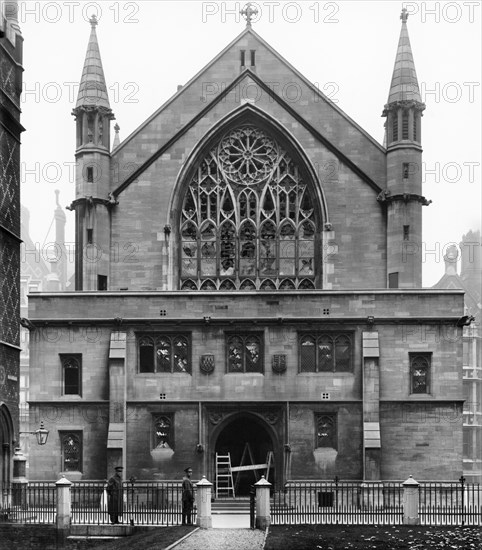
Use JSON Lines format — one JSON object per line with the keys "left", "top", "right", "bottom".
{"left": 12, "top": 448, "right": 27, "bottom": 507}
{"left": 255, "top": 475, "right": 271, "bottom": 530}
{"left": 195, "top": 476, "right": 213, "bottom": 528}
{"left": 402, "top": 475, "right": 420, "bottom": 525}
{"left": 56, "top": 475, "right": 72, "bottom": 542}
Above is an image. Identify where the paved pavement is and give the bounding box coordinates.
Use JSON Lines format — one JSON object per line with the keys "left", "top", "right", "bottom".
{"left": 212, "top": 513, "right": 251, "bottom": 528}
{"left": 169, "top": 527, "right": 265, "bottom": 550}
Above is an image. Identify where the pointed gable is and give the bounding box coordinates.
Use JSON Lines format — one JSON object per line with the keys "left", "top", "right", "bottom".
{"left": 111, "top": 27, "right": 386, "bottom": 194}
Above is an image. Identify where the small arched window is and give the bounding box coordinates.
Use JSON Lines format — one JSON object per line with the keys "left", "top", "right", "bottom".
{"left": 61, "top": 355, "right": 81, "bottom": 395}
{"left": 61, "top": 432, "right": 82, "bottom": 472}
{"left": 315, "top": 414, "right": 336, "bottom": 449}
{"left": 410, "top": 353, "right": 431, "bottom": 394}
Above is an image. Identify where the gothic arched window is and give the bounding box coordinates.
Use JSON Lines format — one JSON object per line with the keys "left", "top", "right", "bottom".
{"left": 180, "top": 125, "right": 318, "bottom": 290}
{"left": 61, "top": 432, "right": 82, "bottom": 472}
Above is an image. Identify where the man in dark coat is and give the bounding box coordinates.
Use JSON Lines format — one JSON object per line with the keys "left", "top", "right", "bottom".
{"left": 106, "top": 466, "right": 123, "bottom": 524}
{"left": 181, "top": 467, "right": 194, "bottom": 525}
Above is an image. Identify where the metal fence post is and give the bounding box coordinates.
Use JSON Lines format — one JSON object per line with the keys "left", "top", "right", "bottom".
{"left": 195, "top": 476, "right": 213, "bottom": 529}
{"left": 459, "top": 475, "right": 465, "bottom": 527}
{"left": 402, "top": 475, "right": 420, "bottom": 525}
{"left": 255, "top": 475, "right": 272, "bottom": 530}
{"left": 56, "top": 475, "right": 72, "bottom": 543}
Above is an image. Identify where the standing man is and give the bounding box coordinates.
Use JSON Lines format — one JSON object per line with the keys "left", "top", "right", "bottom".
{"left": 106, "top": 466, "right": 123, "bottom": 524}
{"left": 181, "top": 467, "right": 194, "bottom": 525}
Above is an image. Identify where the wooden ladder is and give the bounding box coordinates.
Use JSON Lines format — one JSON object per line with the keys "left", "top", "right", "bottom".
{"left": 215, "top": 452, "right": 235, "bottom": 498}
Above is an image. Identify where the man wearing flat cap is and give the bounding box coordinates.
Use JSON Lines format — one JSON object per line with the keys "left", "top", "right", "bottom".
{"left": 181, "top": 467, "right": 194, "bottom": 525}
{"left": 106, "top": 466, "right": 123, "bottom": 524}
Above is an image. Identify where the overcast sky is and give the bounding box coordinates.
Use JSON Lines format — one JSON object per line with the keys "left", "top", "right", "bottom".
{"left": 18, "top": 0, "right": 481, "bottom": 287}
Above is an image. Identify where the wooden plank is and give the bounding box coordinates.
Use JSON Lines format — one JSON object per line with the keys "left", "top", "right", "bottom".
{"left": 231, "top": 463, "right": 268, "bottom": 472}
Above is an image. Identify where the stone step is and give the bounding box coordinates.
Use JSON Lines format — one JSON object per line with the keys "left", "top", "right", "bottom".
{"left": 211, "top": 498, "right": 251, "bottom": 514}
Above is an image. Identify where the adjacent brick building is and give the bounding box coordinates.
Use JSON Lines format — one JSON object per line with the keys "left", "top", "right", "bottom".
{"left": 27, "top": 9, "right": 466, "bottom": 489}
{"left": 0, "top": 0, "right": 23, "bottom": 488}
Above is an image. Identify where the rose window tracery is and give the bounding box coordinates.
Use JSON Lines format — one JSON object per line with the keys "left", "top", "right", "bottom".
{"left": 180, "top": 124, "right": 318, "bottom": 290}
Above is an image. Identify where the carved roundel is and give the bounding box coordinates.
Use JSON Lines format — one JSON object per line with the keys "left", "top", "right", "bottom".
{"left": 218, "top": 126, "right": 279, "bottom": 185}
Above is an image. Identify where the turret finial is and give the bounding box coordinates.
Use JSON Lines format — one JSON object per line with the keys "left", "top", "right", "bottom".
{"left": 400, "top": 7, "right": 409, "bottom": 23}
{"left": 240, "top": 3, "right": 258, "bottom": 27}
{"left": 89, "top": 14, "right": 98, "bottom": 27}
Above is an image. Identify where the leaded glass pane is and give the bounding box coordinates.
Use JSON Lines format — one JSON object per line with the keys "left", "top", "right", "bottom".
{"left": 245, "top": 336, "right": 262, "bottom": 373}
{"left": 173, "top": 337, "right": 189, "bottom": 373}
{"left": 299, "top": 240, "right": 314, "bottom": 257}
{"left": 316, "top": 415, "right": 335, "bottom": 448}
{"left": 139, "top": 337, "right": 155, "bottom": 373}
{"left": 279, "top": 258, "right": 295, "bottom": 276}
{"left": 411, "top": 355, "right": 429, "bottom": 393}
{"left": 182, "top": 259, "right": 197, "bottom": 276}
{"left": 155, "top": 416, "right": 171, "bottom": 448}
{"left": 228, "top": 336, "right": 244, "bottom": 372}
{"left": 156, "top": 338, "right": 172, "bottom": 373}
{"left": 299, "top": 258, "right": 314, "bottom": 276}
{"left": 62, "top": 433, "right": 81, "bottom": 471}
{"left": 318, "top": 336, "right": 334, "bottom": 371}
{"left": 335, "top": 335, "right": 351, "bottom": 371}
{"left": 300, "top": 336, "right": 316, "bottom": 372}
{"left": 63, "top": 357, "right": 80, "bottom": 395}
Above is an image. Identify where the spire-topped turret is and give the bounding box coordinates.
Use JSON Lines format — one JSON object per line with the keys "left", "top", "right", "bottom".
{"left": 75, "top": 14, "right": 111, "bottom": 110}
{"left": 72, "top": 15, "right": 114, "bottom": 152}
{"left": 386, "top": 8, "right": 422, "bottom": 105}
{"left": 71, "top": 16, "right": 114, "bottom": 291}
{"left": 382, "top": 8, "right": 425, "bottom": 148}
{"left": 380, "top": 8, "right": 428, "bottom": 289}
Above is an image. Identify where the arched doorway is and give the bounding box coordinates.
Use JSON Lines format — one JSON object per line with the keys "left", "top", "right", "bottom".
{"left": 214, "top": 414, "right": 275, "bottom": 496}
{"left": 0, "top": 404, "right": 14, "bottom": 487}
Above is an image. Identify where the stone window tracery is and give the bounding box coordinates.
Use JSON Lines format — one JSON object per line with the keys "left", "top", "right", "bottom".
{"left": 180, "top": 125, "right": 318, "bottom": 290}
{"left": 138, "top": 334, "right": 191, "bottom": 374}
{"left": 226, "top": 332, "right": 263, "bottom": 373}
{"left": 299, "top": 333, "right": 353, "bottom": 373}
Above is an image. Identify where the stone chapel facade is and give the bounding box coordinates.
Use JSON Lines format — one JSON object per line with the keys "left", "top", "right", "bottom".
{"left": 27, "top": 9, "right": 466, "bottom": 487}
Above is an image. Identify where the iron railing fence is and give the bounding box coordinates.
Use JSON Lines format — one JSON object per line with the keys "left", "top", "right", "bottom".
{"left": 418, "top": 481, "right": 481, "bottom": 526}
{"left": 1, "top": 480, "right": 197, "bottom": 526}
{"left": 271, "top": 480, "right": 404, "bottom": 525}
{"left": 271, "top": 479, "right": 482, "bottom": 526}
{"left": 70, "top": 480, "right": 197, "bottom": 526}
{"left": 0, "top": 481, "right": 56, "bottom": 524}
{"left": 2, "top": 478, "right": 480, "bottom": 526}
{"left": 122, "top": 480, "right": 196, "bottom": 526}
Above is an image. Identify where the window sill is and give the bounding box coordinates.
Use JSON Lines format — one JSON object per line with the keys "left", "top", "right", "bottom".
{"left": 297, "top": 372, "right": 354, "bottom": 376}
{"left": 136, "top": 372, "right": 192, "bottom": 376}
{"left": 224, "top": 372, "right": 264, "bottom": 376}
{"left": 60, "top": 394, "right": 83, "bottom": 399}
